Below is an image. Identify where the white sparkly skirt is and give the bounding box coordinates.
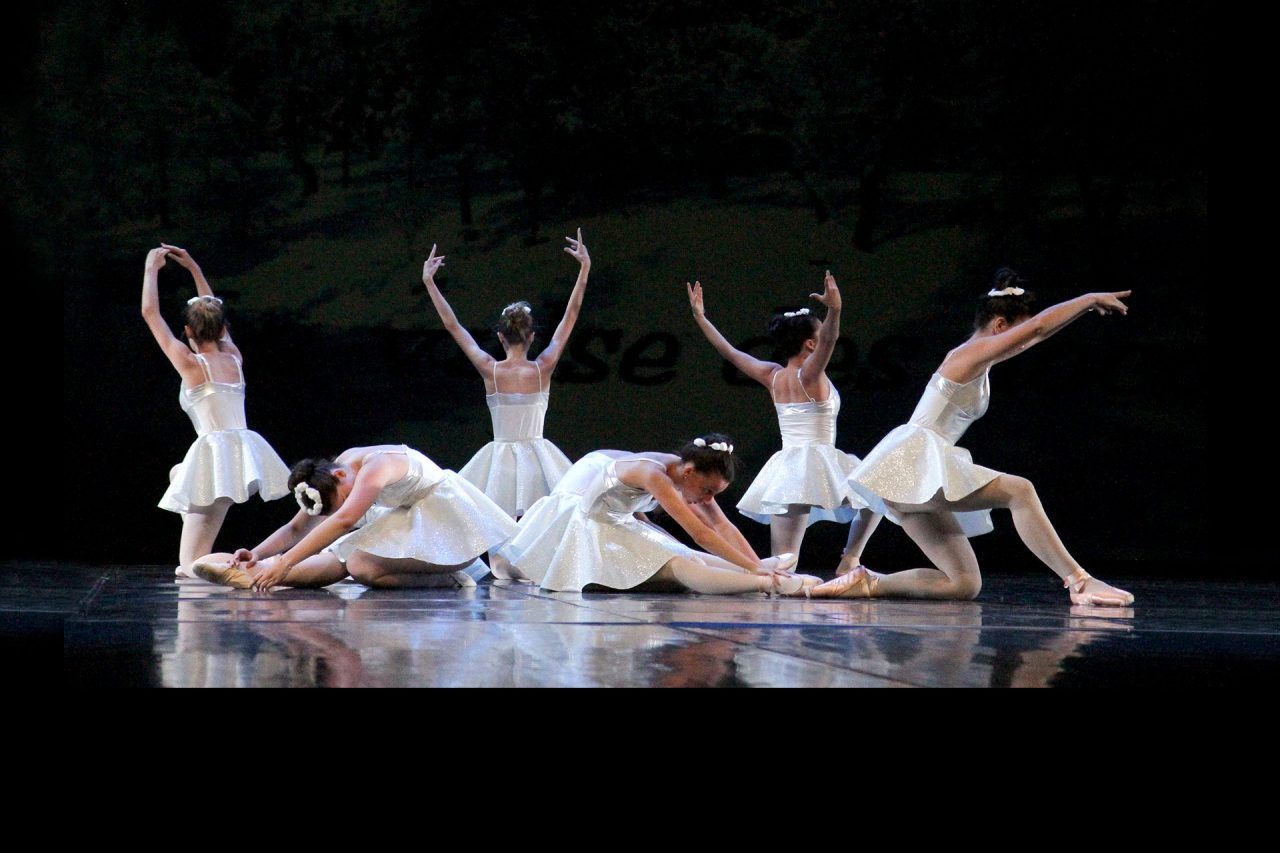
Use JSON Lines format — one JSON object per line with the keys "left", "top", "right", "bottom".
{"left": 498, "top": 494, "right": 698, "bottom": 592}
{"left": 458, "top": 438, "right": 573, "bottom": 518}
{"left": 159, "top": 428, "right": 290, "bottom": 513}
{"left": 737, "top": 444, "right": 869, "bottom": 526}
{"left": 328, "top": 471, "right": 518, "bottom": 565}
{"left": 848, "top": 424, "right": 1003, "bottom": 537}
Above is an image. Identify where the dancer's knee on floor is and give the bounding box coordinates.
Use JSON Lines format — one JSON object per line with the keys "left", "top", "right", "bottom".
{"left": 950, "top": 573, "right": 982, "bottom": 600}
{"left": 346, "top": 555, "right": 383, "bottom": 586}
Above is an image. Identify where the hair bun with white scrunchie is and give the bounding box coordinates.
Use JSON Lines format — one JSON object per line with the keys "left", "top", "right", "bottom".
{"left": 294, "top": 481, "right": 324, "bottom": 516}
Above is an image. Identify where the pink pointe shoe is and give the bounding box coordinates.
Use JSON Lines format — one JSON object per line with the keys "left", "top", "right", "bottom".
{"left": 191, "top": 559, "right": 254, "bottom": 589}
{"left": 759, "top": 553, "right": 798, "bottom": 573}
{"left": 768, "top": 571, "right": 821, "bottom": 598}
{"left": 810, "top": 565, "right": 880, "bottom": 599}
{"left": 1063, "top": 568, "right": 1134, "bottom": 607}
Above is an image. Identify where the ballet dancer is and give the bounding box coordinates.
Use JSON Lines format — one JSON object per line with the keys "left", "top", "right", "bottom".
{"left": 421, "top": 231, "right": 590, "bottom": 517}
{"left": 496, "top": 434, "right": 819, "bottom": 595}
{"left": 811, "top": 268, "right": 1135, "bottom": 606}
{"left": 141, "top": 244, "right": 289, "bottom": 578}
{"left": 191, "top": 444, "right": 517, "bottom": 590}
{"left": 688, "top": 271, "right": 881, "bottom": 575}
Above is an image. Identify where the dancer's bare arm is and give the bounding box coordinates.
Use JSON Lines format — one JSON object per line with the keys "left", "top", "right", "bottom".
{"left": 691, "top": 499, "right": 759, "bottom": 562}
{"left": 687, "top": 280, "right": 780, "bottom": 386}
{"left": 617, "top": 460, "right": 762, "bottom": 571}
{"left": 942, "top": 291, "right": 1132, "bottom": 383}
{"left": 161, "top": 244, "right": 242, "bottom": 359}
{"left": 229, "top": 512, "right": 325, "bottom": 570}
{"left": 798, "top": 270, "right": 842, "bottom": 391}
{"left": 140, "top": 247, "right": 204, "bottom": 380}
{"left": 422, "top": 244, "right": 495, "bottom": 375}
{"left": 537, "top": 228, "right": 591, "bottom": 371}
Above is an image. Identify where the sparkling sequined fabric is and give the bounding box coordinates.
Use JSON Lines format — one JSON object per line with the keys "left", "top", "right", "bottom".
{"left": 459, "top": 389, "right": 573, "bottom": 517}
{"left": 498, "top": 451, "right": 698, "bottom": 591}
{"left": 849, "top": 370, "right": 1003, "bottom": 537}
{"left": 158, "top": 353, "right": 289, "bottom": 513}
{"left": 329, "top": 446, "right": 518, "bottom": 565}
{"left": 738, "top": 378, "right": 867, "bottom": 526}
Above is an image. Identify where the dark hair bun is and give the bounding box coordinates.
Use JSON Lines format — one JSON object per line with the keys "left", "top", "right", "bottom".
{"left": 767, "top": 310, "right": 821, "bottom": 360}
{"left": 499, "top": 301, "right": 535, "bottom": 346}
{"left": 975, "top": 267, "right": 1036, "bottom": 329}
{"left": 287, "top": 458, "right": 340, "bottom": 515}
{"left": 677, "top": 431, "right": 737, "bottom": 482}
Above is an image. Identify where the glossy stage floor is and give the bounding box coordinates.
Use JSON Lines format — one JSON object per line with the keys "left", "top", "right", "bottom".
{"left": 11, "top": 562, "right": 1278, "bottom": 687}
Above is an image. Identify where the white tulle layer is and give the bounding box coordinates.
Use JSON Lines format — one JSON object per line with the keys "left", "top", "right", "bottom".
{"left": 158, "top": 429, "right": 290, "bottom": 513}
{"left": 458, "top": 439, "right": 573, "bottom": 517}
{"left": 737, "top": 444, "right": 869, "bottom": 526}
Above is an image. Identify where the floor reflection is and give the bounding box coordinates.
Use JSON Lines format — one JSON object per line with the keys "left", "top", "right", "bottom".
{"left": 159, "top": 585, "right": 374, "bottom": 687}
{"left": 682, "top": 600, "right": 1139, "bottom": 687}
{"left": 51, "top": 568, "right": 1275, "bottom": 687}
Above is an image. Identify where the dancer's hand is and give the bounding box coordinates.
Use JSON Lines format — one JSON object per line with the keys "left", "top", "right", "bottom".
{"left": 251, "top": 556, "right": 290, "bottom": 591}
{"left": 230, "top": 548, "right": 259, "bottom": 571}
{"left": 1091, "top": 290, "right": 1131, "bottom": 316}
{"left": 563, "top": 228, "right": 589, "bottom": 267}
{"left": 145, "top": 247, "right": 169, "bottom": 272}
{"left": 422, "top": 244, "right": 446, "bottom": 284}
{"left": 810, "top": 270, "right": 841, "bottom": 311}
{"left": 160, "top": 243, "right": 201, "bottom": 273}
{"left": 686, "top": 280, "right": 705, "bottom": 317}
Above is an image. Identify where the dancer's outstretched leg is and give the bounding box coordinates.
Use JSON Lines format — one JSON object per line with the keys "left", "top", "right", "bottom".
{"left": 654, "top": 556, "right": 817, "bottom": 596}
{"left": 192, "top": 551, "right": 348, "bottom": 589}
{"left": 946, "top": 475, "right": 1133, "bottom": 605}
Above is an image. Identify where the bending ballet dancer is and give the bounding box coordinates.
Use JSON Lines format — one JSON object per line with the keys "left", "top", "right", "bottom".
{"left": 192, "top": 444, "right": 517, "bottom": 591}
{"left": 811, "top": 268, "right": 1135, "bottom": 606}
{"left": 421, "top": 231, "right": 590, "bottom": 518}
{"left": 495, "top": 434, "right": 820, "bottom": 596}
{"left": 141, "top": 245, "right": 290, "bottom": 578}
{"left": 688, "top": 271, "right": 881, "bottom": 576}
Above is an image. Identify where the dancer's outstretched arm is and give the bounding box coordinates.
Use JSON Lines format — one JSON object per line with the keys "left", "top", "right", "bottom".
{"left": 798, "top": 270, "right": 842, "bottom": 391}
{"left": 422, "top": 244, "right": 496, "bottom": 375}
{"left": 687, "top": 280, "right": 781, "bottom": 386}
{"left": 691, "top": 499, "right": 759, "bottom": 562}
{"left": 944, "top": 290, "right": 1132, "bottom": 382}
{"left": 161, "top": 243, "right": 242, "bottom": 359}
{"left": 229, "top": 512, "right": 326, "bottom": 570}
{"left": 537, "top": 228, "right": 591, "bottom": 371}
{"left": 617, "top": 460, "right": 762, "bottom": 571}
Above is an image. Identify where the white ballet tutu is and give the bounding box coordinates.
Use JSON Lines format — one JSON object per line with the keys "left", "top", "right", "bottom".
{"left": 848, "top": 424, "right": 1003, "bottom": 537}
{"left": 459, "top": 439, "right": 573, "bottom": 517}
{"left": 737, "top": 445, "right": 869, "bottom": 526}
{"left": 500, "top": 494, "right": 697, "bottom": 593}
{"left": 328, "top": 471, "right": 517, "bottom": 565}
{"left": 158, "top": 429, "right": 290, "bottom": 513}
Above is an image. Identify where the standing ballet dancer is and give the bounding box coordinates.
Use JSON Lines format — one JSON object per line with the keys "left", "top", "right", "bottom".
{"left": 496, "top": 434, "right": 819, "bottom": 595}
{"left": 421, "top": 231, "right": 590, "bottom": 518}
{"left": 141, "top": 245, "right": 289, "bottom": 578}
{"left": 687, "top": 271, "right": 881, "bottom": 576}
{"left": 811, "top": 268, "right": 1135, "bottom": 606}
{"left": 191, "top": 444, "right": 517, "bottom": 590}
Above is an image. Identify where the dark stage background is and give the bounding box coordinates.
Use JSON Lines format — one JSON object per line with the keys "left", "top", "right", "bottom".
{"left": 21, "top": 2, "right": 1208, "bottom": 575}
